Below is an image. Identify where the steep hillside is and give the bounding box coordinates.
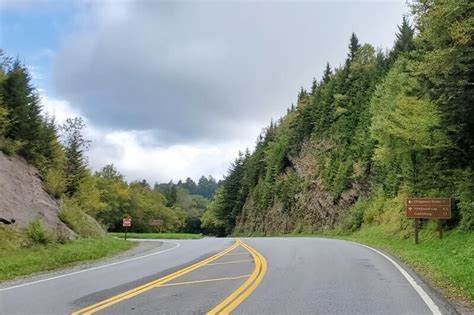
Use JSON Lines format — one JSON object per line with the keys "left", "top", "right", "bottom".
{"left": 202, "top": 2, "right": 474, "bottom": 237}
{"left": 0, "top": 152, "right": 75, "bottom": 237}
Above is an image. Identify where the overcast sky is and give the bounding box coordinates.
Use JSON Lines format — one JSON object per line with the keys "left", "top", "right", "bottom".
{"left": 0, "top": 0, "right": 409, "bottom": 183}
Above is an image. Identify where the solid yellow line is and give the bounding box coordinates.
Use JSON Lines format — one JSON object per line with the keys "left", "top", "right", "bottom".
{"left": 154, "top": 274, "right": 251, "bottom": 288}
{"left": 207, "top": 239, "right": 267, "bottom": 315}
{"left": 71, "top": 241, "right": 240, "bottom": 315}
{"left": 205, "top": 259, "right": 254, "bottom": 266}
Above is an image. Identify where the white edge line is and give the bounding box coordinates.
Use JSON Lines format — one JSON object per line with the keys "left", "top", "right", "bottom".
{"left": 0, "top": 241, "right": 181, "bottom": 292}
{"left": 346, "top": 240, "right": 441, "bottom": 315}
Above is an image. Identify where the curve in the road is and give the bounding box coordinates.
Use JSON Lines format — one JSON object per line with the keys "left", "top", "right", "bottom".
{"left": 71, "top": 239, "right": 268, "bottom": 315}
{"left": 347, "top": 240, "right": 441, "bottom": 315}
{"left": 208, "top": 239, "right": 268, "bottom": 314}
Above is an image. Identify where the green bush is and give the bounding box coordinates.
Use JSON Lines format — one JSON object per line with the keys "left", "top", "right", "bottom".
{"left": 44, "top": 167, "right": 66, "bottom": 198}
{"left": 53, "top": 225, "right": 74, "bottom": 244}
{"left": 26, "top": 219, "right": 52, "bottom": 245}
{"left": 59, "top": 198, "right": 105, "bottom": 238}
{"left": 340, "top": 198, "right": 367, "bottom": 232}
{"left": 456, "top": 171, "right": 474, "bottom": 232}
{"left": 0, "top": 226, "right": 27, "bottom": 250}
{"left": 362, "top": 192, "right": 385, "bottom": 224}
{"left": 0, "top": 138, "right": 25, "bottom": 155}
{"left": 0, "top": 105, "right": 8, "bottom": 137}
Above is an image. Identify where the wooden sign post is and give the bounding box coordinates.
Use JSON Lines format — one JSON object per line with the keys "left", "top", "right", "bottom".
{"left": 406, "top": 198, "right": 451, "bottom": 244}
{"left": 149, "top": 219, "right": 163, "bottom": 233}
{"left": 122, "top": 216, "right": 132, "bottom": 240}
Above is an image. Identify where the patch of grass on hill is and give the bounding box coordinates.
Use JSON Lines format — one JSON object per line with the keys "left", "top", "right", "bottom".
{"left": 109, "top": 232, "right": 202, "bottom": 240}
{"left": 0, "top": 237, "right": 134, "bottom": 282}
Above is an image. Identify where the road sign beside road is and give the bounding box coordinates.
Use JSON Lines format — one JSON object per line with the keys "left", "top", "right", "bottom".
{"left": 123, "top": 216, "right": 132, "bottom": 240}
{"left": 149, "top": 219, "right": 162, "bottom": 226}
{"left": 406, "top": 198, "right": 451, "bottom": 219}
{"left": 406, "top": 198, "right": 451, "bottom": 244}
{"left": 122, "top": 217, "right": 132, "bottom": 227}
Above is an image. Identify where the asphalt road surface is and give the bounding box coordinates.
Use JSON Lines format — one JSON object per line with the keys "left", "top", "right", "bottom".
{"left": 0, "top": 237, "right": 456, "bottom": 315}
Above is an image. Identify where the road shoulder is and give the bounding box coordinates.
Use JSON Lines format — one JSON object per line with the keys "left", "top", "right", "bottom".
{"left": 0, "top": 240, "right": 162, "bottom": 290}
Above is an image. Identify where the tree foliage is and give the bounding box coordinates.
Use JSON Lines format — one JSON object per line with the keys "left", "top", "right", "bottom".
{"left": 202, "top": 2, "right": 474, "bottom": 235}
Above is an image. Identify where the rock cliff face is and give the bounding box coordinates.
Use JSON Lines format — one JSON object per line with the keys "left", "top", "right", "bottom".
{"left": 235, "top": 140, "right": 370, "bottom": 235}
{"left": 0, "top": 152, "right": 75, "bottom": 236}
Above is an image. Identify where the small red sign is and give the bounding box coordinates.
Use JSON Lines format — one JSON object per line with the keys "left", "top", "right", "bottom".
{"left": 122, "top": 218, "right": 132, "bottom": 227}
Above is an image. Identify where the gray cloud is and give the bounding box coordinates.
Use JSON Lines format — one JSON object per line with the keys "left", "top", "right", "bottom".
{"left": 52, "top": 1, "right": 407, "bottom": 144}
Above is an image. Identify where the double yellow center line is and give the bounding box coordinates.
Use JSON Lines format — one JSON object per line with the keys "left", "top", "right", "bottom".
{"left": 208, "top": 239, "right": 267, "bottom": 314}
{"left": 72, "top": 239, "right": 266, "bottom": 315}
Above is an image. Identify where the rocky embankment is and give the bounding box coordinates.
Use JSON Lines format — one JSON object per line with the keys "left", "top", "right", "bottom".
{"left": 0, "top": 152, "right": 75, "bottom": 237}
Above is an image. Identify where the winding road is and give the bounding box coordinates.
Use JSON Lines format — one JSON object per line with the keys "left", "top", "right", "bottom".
{"left": 0, "top": 237, "right": 456, "bottom": 314}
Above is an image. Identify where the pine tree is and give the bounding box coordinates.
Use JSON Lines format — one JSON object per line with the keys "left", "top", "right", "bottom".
{"left": 322, "top": 62, "right": 332, "bottom": 84}
{"left": 388, "top": 16, "right": 415, "bottom": 64}
{"left": 297, "top": 87, "right": 308, "bottom": 103}
{"left": 61, "top": 117, "right": 90, "bottom": 196}
{"left": 412, "top": 0, "right": 474, "bottom": 167}
{"left": 2, "top": 60, "right": 43, "bottom": 160}
{"left": 348, "top": 33, "right": 361, "bottom": 61}
{"left": 311, "top": 77, "right": 318, "bottom": 95}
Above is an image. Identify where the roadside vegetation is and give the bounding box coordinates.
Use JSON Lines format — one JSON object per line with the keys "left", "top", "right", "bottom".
{"left": 0, "top": 51, "right": 219, "bottom": 281}
{"left": 109, "top": 232, "right": 202, "bottom": 240}
{"left": 199, "top": 0, "right": 473, "bottom": 307}
{"left": 0, "top": 225, "right": 134, "bottom": 282}
{"left": 0, "top": 49, "right": 220, "bottom": 236}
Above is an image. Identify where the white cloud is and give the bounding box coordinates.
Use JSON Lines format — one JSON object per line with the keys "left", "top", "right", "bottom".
{"left": 52, "top": 1, "right": 408, "bottom": 143}
{"left": 38, "top": 1, "right": 409, "bottom": 183}
{"left": 88, "top": 129, "right": 253, "bottom": 182}
{"left": 40, "top": 93, "right": 255, "bottom": 183}
{"left": 40, "top": 92, "right": 82, "bottom": 123}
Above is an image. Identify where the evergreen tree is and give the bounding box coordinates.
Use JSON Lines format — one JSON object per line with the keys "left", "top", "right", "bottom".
{"left": 297, "top": 87, "right": 308, "bottom": 103}
{"left": 311, "top": 77, "right": 318, "bottom": 95}
{"left": 348, "top": 33, "right": 361, "bottom": 61}
{"left": 412, "top": 0, "right": 474, "bottom": 168}
{"left": 322, "top": 62, "right": 332, "bottom": 84}
{"left": 388, "top": 16, "right": 415, "bottom": 63}
{"left": 61, "top": 117, "right": 90, "bottom": 196}
{"left": 2, "top": 60, "right": 43, "bottom": 161}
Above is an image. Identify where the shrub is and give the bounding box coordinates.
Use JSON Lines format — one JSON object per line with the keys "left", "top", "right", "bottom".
{"left": 59, "top": 198, "right": 105, "bottom": 238}
{"left": 44, "top": 167, "right": 66, "bottom": 198}
{"left": 26, "top": 219, "right": 52, "bottom": 245}
{"left": 379, "top": 193, "right": 412, "bottom": 239}
{"left": 362, "top": 192, "right": 385, "bottom": 225}
{"left": 340, "top": 198, "right": 366, "bottom": 232}
{"left": 456, "top": 170, "right": 474, "bottom": 232}
{"left": 0, "top": 105, "right": 8, "bottom": 137}
{"left": 0, "top": 138, "right": 25, "bottom": 155}
{"left": 0, "top": 226, "right": 27, "bottom": 250}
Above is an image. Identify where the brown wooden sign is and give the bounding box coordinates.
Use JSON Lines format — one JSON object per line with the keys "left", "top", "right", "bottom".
{"left": 406, "top": 198, "right": 451, "bottom": 219}
{"left": 149, "top": 219, "right": 163, "bottom": 227}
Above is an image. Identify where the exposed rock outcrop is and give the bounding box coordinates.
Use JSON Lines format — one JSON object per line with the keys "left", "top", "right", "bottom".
{"left": 235, "top": 140, "right": 370, "bottom": 234}
{"left": 0, "top": 152, "right": 76, "bottom": 237}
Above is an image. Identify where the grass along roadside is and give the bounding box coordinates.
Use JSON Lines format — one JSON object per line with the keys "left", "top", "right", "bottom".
{"left": 339, "top": 227, "right": 474, "bottom": 307}
{"left": 0, "top": 237, "right": 135, "bottom": 282}
{"left": 109, "top": 232, "right": 203, "bottom": 240}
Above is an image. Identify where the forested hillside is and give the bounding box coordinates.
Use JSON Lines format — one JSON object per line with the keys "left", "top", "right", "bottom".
{"left": 202, "top": 1, "right": 474, "bottom": 237}
{"left": 0, "top": 54, "right": 217, "bottom": 237}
